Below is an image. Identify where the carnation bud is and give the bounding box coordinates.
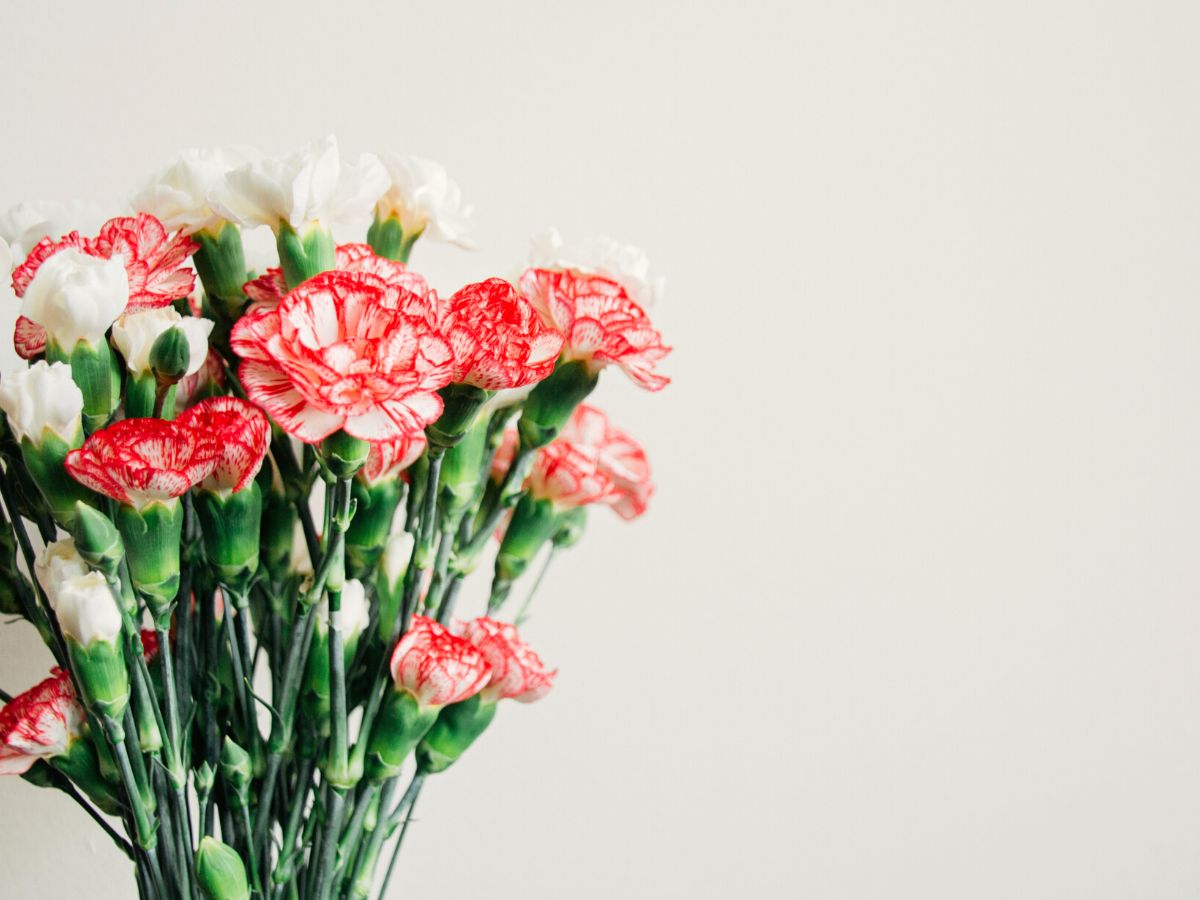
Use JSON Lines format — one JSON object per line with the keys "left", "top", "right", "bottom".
{"left": 56, "top": 572, "right": 129, "bottom": 720}
{"left": 70, "top": 503, "right": 125, "bottom": 581}
{"left": 374, "top": 531, "right": 414, "bottom": 644}
{"left": 553, "top": 506, "right": 588, "bottom": 549}
{"left": 345, "top": 477, "right": 402, "bottom": 579}
{"left": 220, "top": 737, "right": 252, "bottom": 795}
{"left": 195, "top": 760, "right": 216, "bottom": 796}
{"left": 195, "top": 484, "right": 262, "bottom": 592}
{"left": 149, "top": 325, "right": 193, "bottom": 385}
{"left": 196, "top": 836, "right": 251, "bottom": 900}
{"left": 438, "top": 413, "right": 489, "bottom": 522}
{"left": 321, "top": 430, "right": 371, "bottom": 479}
{"left": 193, "top": 222, "right": 249, "bottom": 316}
{"left": 495, "top": 494, "right": 559, "bottom": 584}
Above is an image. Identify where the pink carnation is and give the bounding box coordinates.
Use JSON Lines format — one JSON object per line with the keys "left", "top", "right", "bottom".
{"left": 561, "top": 405, "right": 654, "bottom": 520}
{"left": 441, "top": 278, "right": 563, "bottom": 390}
{"left": 65, "top": 418, "right": 217, "bottom": 508}
{"left": 230, "top": 270, "right": 454, "bottom": 443}
{"left": 518, "top": 268, "right": 670, "bottom": 391}
{"left": 177, "top": 396, "right": 270, "bottom": 493}
{"left": 362, "top": 432, "right": 428, "bottom": 484}
{"left": 458, "top": 617, "right": 556, "bottom": 703}
{"left": 528, "top": 439, "right": 613, "bottom": 508}
{"left": 0, "top": 669, "right": 83, "bottom": 776}
{"left": 389, "top": 615, "right": 492, "bottom": 708}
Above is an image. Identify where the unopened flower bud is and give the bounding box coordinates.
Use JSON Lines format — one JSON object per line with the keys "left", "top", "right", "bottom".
{"left": 196, "top": 836, "right": 251, "bottom": 900}
{"left": 149, "top": 325, "right": 194, "bottom": 385}
{"left": 70, "top": 503, "right": 124, "bottom": 581}
{"left": 220, "top": 737, "right": 252, "bottom": 795}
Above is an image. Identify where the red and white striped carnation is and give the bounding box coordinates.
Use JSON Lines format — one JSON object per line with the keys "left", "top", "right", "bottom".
{"left": 177, "top": 396, "right": 270, "bottom": 493}
{"left": 0, "top": 669, "right": 83, "bottom": 775}
{"left": 65, "top": 418, "right": 217, "bottom": 509}
{"left": 528, "top": 439, "right": 613, "bottom": 508}
{"left": 458, "top": 617, "right": 556, "bottom": 703}
{"left": 389, "top": 615, "right": 491, "bottom": 708}
{"left": 12, "top": 213, "right": 197, "bottom": 310}
{"left": 561, "top": 405, "right": 654, "bottom": 520}
{"left": 361, "top": 431, "right": 427, "bottom": 484}
{"left": 441, "top": 278, "right": 563, "bottom": 390}
{"left": 518, "top": 268, "right": 670, "bottom": 391}
{"left": 230, "top": 270, "right": 454, "bottom": 444}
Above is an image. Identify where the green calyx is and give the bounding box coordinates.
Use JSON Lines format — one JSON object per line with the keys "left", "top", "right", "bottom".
{"left": 364, "top": 689, "right": 439, "bottom": 782}
{"left": 345, "top": 477, "right": 403, "bottom": 579}
{"left": 553, "top": 505, "right": 588, "bottom": 548}
{"left": 196, "top": 836, "right": 251, "bottom": 900}
{"left": 518, "top": 359, "right": 599, "bottom": 449}
{"left": 124, "top": 372, "right": 176, "bottom": 420}
{"left": 495, "top": 494, "right": 559, "bottom": 583}
{"left": 277, "top": 221, "right": 336, "bottom": 289}
{"left": 321, "top": 430, "right": 371, "bottom": 480}
{"left": 67, "top": 635, "right": 130, "bottom": 721}
{"left": 439, "top": 410, "right": 490, "bottom": 521}
{"left": 47, "top": 338, "right": 121, "bottom": 434}
{"left": 194, "top": 223, "right": 248, "bottom": 317}
{"left": 51, "top": 737, "right": 123, "bottom": 815}
{"left": 301, "top": 628, "right": 361, "bottom": 736}
{"left": 426, "top": 384, "right": 490, "bottom": 449}
{"left": 115, "top": 499, "right": 183, "bottom": 617}
{"left": 71, "top": 502, "right": 125, "bottom": 581}
{"left": 195, "top": 484, "right": 263, "bottom": 591}
{"left": 18, "top": 431, "right": 92, "bottom": 528}
{"left": 416, "top": 693, "right": 498, "bottom": 775}
{"left": 366, "top": 214, "right": 420, "bottom": 263}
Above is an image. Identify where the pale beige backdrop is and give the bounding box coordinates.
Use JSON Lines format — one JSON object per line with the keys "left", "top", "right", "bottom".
{"left": 2, "top": 1, "right": 1199, "bottom": 898}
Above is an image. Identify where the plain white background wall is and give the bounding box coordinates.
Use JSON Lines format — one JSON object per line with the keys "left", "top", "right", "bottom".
{"left": 2, "top": 1, "right": 1199, "bottom": 897}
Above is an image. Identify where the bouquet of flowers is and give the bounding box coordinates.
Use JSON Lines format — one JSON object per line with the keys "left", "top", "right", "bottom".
{"left": 0, "top": 136, "right": 669, "bottom": 899}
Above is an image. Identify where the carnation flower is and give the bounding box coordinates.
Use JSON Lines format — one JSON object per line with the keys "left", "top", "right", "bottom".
{"left": 389, "top": 615, "right": 492, "bottom": 708}
{"left": 176, "top": 396, "right": 270, "bottom": 494}
{"left": 376, "top": 152, "right": 474, "bottom": 248}
{"left": 13, "top": 213, "right": 197, "bottom": 311}
{"left": 527, "top": 439, "right": 613, "bottom": 508}
{"left": 111, "top": 307, "right": 213, "bottom": 376}
{"left": 529, "top": 226, "right": 665, "bottom": 311}
{"left": 13, "top": 316, "right": 46, "bottom": 360}
{"left": 208, "top": 135, "right": 388, "bottom": 234}
{"left": 65, "top": 417, "right": 217, "bottom": 510}
{"left": 55, "top": 571, "right": 123, "bottom": 647}
{"left": 361, "top": 431, "right": 427, "bottom": 484}
{"left": 458, "top": 617, "right": 556, "bottom": 703}
{"left": 518, "top": 268, "right": 670, "bottom": 391}
{"left": 34, "top": 537, "right": 90, "bottom": 610}
{"left": 174, "top": 349, "right": 226, "bottom": 411}
{"left": 243, "top": 242, "right": 432, "bottom": 314}
{"left": 441, "top": 278, "right": 563, "bottom": 390}
{"left": 0, "top": 361, "right": 84, "bottom": 445}
{"left": 0, "top": 669, "right": 84, "bottom": 775}
{"left": 230, "top": 270, "right": 454, "bottom": 443}
{"left": 560, "top": 405, "right": 654, "bottom": 520}
{"left": 129, "top": 146, "right": 259, "bottom": 235}
{"left": 19, "top": 250, "right": 128, "bottom": 350}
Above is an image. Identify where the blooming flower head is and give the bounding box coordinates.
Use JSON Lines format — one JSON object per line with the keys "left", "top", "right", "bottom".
{"left": 561, "top": 405, "right": 654, "bottom": 520}
{"left": 13, "top": 213, "right": 197, "bottom": 311}
{"left": 19, "top": 250, "right": 128, "bottom": 350}
{"left": 519, "top": 268, "right": 670, "bottom": 391}
{"left": 527, "top": 438, "right": 613, "bottom": 508}
{"left": 0, "top": 200, "right": 105, "bottom": 263}
{"left": 530, "top": 226, "right": 665, "bottom": 311}
{"left": 441, "top": 278, "right": 564, "bottom": 390}
{"left": 0, "top": 669, "right": 84, "bottom": 775}
{"left": 458, "top": 617, "right": 556, "bottom": 703}
{"left": 361, "top": 431, "right": 427, "bottom": 484}
{"left": 65, "top": 417, "right": 217, "bottom": 509}
{"left": 389, "top": 615, "right": 491, "bottom": 708}
{"left": 176, "top": 396, "right": 270, "bottom": 494}
{"left": 209, "top": 135, "right": 388, "bottom": 234}
{"left": 376, "top": 152, "right": 474, "bottom": 248}
{"left": 129, "top": 146, "right": 259, "bottom": 235}
{"left": 0, "top": 361, "right": 84, "bottom": 445}
{"left": 243, "top": 242, "right": 432, "bottom": 314}
{"left": 111, "top": 307, "right": 213, "bottom": 376}
{"left": 230, "top": 270, "right": 454, "bottom": 443}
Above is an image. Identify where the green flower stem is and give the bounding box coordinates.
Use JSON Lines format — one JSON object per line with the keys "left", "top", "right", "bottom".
{"left": 228, "top": 789, "right": 264, "bottom": 898}
{"left": 311, "top": 786, "right": 347, "bottom": 900}
{"left": 345, "top": 777, "right": 396, "bottom": 898}
{"left": 375, "top": 775, "right": 426, "bottom": 900}
{"left": 42, "top": 765, "right": 135, "bottom": 859}
{"left": 435, "top": 576, "right": 464, "bottom": 625}
{"left": 0, "top": 471, "right": 62, "bottom": 662}
{"left": 400, "top": 448, "right": 444, "bottom": 626}
{"left": 515, "top": 547, "right": 557, "bottom": 626}
{"left": 324, "top": 476, "right": 354, "bottom": 789}
{"left": 103, "top": 715, "right": 157, "bottom": 852}
{"left": 334, "top": 781, "right": 379, "bottom": 889}
{"left": 269, "top": 756, "right": 315, "bottom": 894}
{"left": 225, "top": 587, "right": 264, "bottom": 765}
{"left": 452, "top": 446, "right": 535, "bottom": 575}
{"left": 421, "top": 523, "right": 457, "bottom": 617}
